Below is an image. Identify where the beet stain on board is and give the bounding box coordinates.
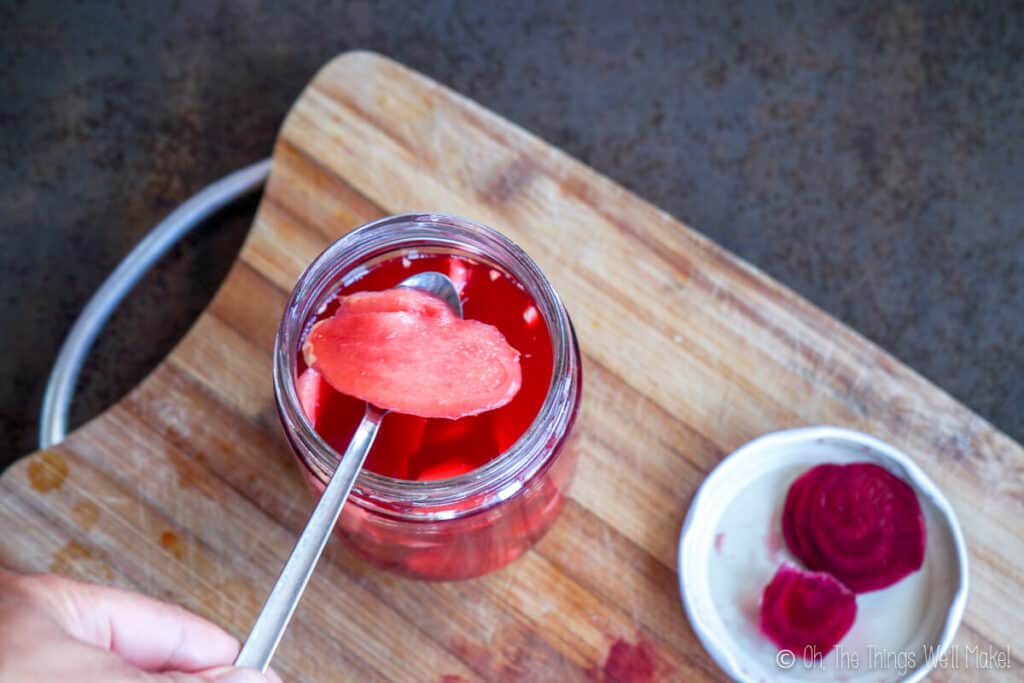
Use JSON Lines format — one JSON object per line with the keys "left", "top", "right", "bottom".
{"left": 49, "top": 540, "right": 114, "bottom": 581}
{"left": 159, "top": 530, "right": 185, "bottom": 561}
{"left": 71, "top": 499, "right": 100, "bottom": 529}
{"left": 26, "top": 450, "right": 69, "bottom": 493}
{"left": 587, "top": 638, "right": 658, "bottom": 683}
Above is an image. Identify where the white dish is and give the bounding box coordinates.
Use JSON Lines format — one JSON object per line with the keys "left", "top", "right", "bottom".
{"left": 678, "top": 426, "right": 969, "bottom": 683}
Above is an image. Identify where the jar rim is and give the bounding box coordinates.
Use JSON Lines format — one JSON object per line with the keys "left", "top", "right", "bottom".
{"left": 273, "top": 213, "right": 579, "bottom": 519}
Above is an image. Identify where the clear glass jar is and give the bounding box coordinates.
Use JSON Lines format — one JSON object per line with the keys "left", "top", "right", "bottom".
{"left": 273, "top": 213, "right": 582, "bottom": 580}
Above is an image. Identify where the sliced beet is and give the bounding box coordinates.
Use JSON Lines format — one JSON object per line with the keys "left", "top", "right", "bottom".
{"left": 782, "top": 463, "right": 926, "bottom": 593}
{"left": 340, "top": 288, "right": 455, "bottom": 320}
{"left": 760, "top": 563, "right": 857, "bottom": 658}
{"left": 416, "top": 459, "right": 477, "bottom": 481}
{"left": 303, "top": 288, "right": 521, "bottom": 419}
{"left": 296, "top": 366, "right": 326, "bottom": 426}
{"left": 363, "top": 411, "right": 427, "bottom": 480}
{"left": 298, "top": 367, "right": 427, "bottom": 478}
{"left": 295, "top": 366, "right": 365, "bottom": 449}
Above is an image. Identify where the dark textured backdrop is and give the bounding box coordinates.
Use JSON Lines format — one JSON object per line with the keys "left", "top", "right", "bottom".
{"left": 2, "top": 1, "right": 1022, "bottom": 464}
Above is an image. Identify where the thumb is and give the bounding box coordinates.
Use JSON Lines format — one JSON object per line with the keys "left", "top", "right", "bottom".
{"left": 141, "top": 668, "right": 274, "bottom": 683}
{"left": 201, "top": 666, "right": 280, "bottom": 683}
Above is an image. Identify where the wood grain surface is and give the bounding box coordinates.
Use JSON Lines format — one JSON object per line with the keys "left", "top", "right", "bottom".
{"left": 2, "top": 52, "right": 1021, "bottom": 682}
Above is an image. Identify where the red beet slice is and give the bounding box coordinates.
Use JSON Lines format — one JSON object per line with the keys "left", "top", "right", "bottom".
{"left": 363, "top": 412, "right": 427, "bottom": 480}
{"left": 296, "top": 366, "right": 326, "bottom": 426}
{"left": 411, "top": 416, "right": 498, "bottom": 481}
{"left": 297, "top": 367, "right": 427, "bottom": 478}
{"left": 295, "top": 366, "right": 366, "bottom": 450}
{"left": 340, "top": 288, "right": 455, "bottom": 320}
{"left": 303, "top": 288, "right": 522, "bottom": 419}
{"left": 782, "top": 463, "right": 926, "bottom": 593}
{"left": 417, "top": 459, "right": 477, "bottom": 481}
{"left": 760, "top": 563, "right": 857, "bottom": 658}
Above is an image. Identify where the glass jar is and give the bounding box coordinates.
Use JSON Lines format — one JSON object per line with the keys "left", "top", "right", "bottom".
{"left": 273, "top": 213, "right": 582, "bottom": 580}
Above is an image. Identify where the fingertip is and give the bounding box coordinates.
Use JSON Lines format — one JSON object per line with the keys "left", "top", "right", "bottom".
{"left": 202, "top": 666, "right": 276, "bottom": 683}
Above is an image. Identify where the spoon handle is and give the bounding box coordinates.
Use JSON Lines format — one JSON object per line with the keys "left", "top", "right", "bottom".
{"left": 235, "top": 404, "right": 386, "bottom": 671}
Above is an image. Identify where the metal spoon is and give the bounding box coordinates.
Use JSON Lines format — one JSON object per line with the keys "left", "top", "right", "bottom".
{"left": 235, "top": 271, "right": 462, "bottom": 671}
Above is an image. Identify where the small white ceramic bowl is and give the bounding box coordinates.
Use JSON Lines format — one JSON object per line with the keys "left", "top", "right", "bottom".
{"left": 678, "top": 426, "right": 969, "bottom": 683}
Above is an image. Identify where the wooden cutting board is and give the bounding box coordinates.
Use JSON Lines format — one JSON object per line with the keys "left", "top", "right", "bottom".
{"left": 2, "top": 52, "right": 1021, "bottom": 682}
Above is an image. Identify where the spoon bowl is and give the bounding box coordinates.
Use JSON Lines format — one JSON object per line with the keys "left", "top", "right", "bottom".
{"left": 397, "top": 271, "right": 463, "bottom": 318}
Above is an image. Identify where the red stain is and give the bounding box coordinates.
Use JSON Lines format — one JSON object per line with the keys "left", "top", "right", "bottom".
{"left": 766, "top": 530, "right": 783, "bottom": 560}
{"left": 159, "top": 531, "right": 185, "bottom": 561}
{"left": 439, "top": 676, "right": 467, "bottom": 683}
{"left": 588, "top": 639, "right": 657, "bottom": 683}
{"left": 714, "top": 532, "right": 725, "bottom": 554}
{"left": 27, "top": 451, "right": 69, "bottom": 493}
{"left": 740, "top": 593, "right": 761, "bottom": 626}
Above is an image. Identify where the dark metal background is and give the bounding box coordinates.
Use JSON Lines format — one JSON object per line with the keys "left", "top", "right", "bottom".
{"left": 2, "top": 1, "right": 1021, "bottom": 464}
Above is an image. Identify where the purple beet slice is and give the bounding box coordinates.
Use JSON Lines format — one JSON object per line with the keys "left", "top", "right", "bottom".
{"left": 760, "top": 563, "right": 857, "bottom": 658}
{"left": 782, "top": 463, "right": 926, "bottom": 593}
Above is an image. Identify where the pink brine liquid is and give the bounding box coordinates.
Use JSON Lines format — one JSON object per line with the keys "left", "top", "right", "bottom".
{"left": 293, "top": 251, "right": 575, "bottom": 579}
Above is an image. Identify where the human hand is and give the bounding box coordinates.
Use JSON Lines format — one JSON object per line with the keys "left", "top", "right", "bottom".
{"left": 0, "top": 570, "right": 281, "bottom": 683}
